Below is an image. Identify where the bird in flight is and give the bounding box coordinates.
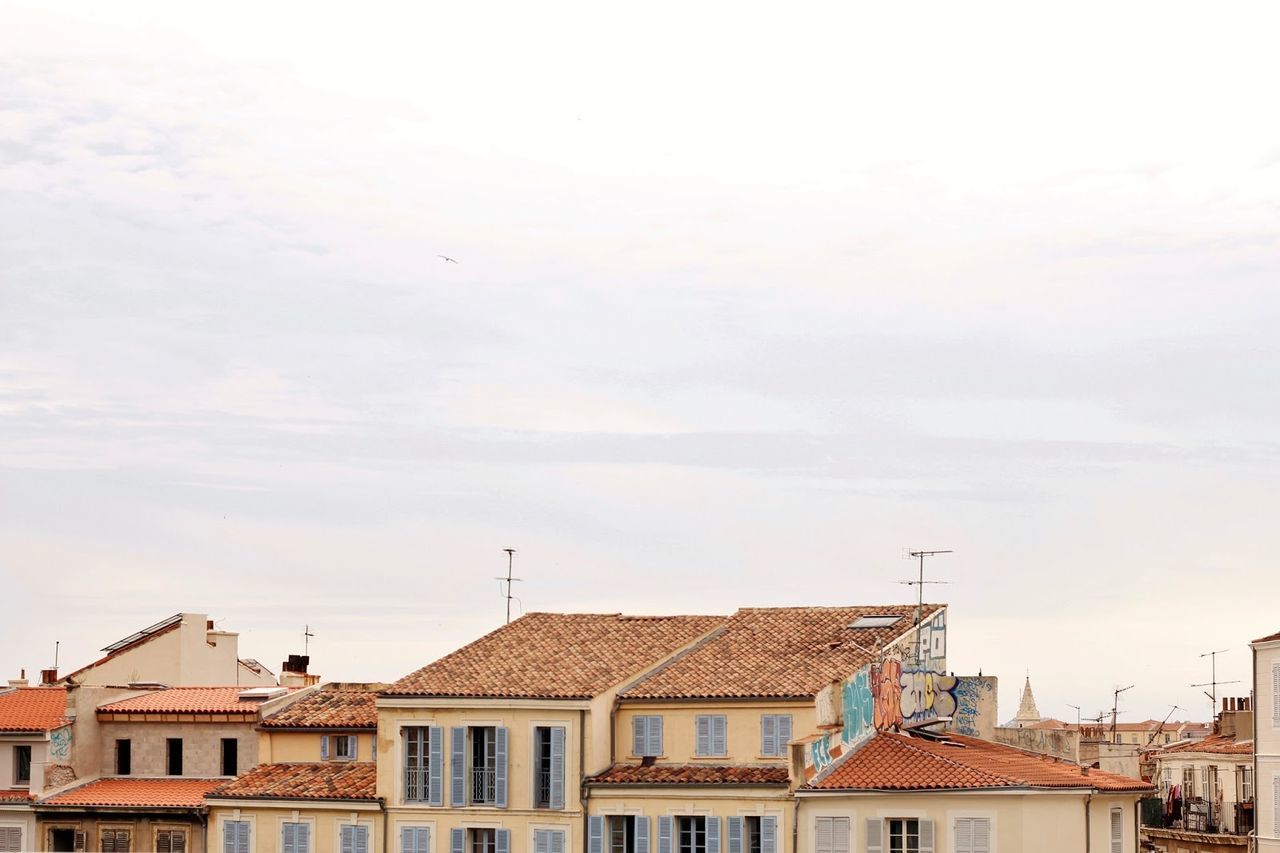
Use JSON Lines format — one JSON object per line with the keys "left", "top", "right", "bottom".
{"left": 438, "top": 255, "right": 458, "bottom": 264}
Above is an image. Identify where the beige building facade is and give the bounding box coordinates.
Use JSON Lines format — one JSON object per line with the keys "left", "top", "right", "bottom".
{"left": 1254, "top": 629, "right": 1280, "bottom": 852}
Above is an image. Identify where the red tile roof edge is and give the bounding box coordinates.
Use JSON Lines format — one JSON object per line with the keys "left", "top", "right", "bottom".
{"left": 587, "top": 764, "right": 791, "bottom": 786}
{"left": 206, "top": 762, "right": 380, "bottom": 802}
{"left": 63, "top": 621, "right": 183, "bottom": 682}
{"left": 1253, "top": 629, "right": 1280, "bottom": 644}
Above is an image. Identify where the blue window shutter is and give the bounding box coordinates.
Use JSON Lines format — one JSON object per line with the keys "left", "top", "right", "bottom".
{"left": 696, "top": 716, "right": 710, "bottom": 756}
{"left": 649, "top": 717, "right": 663, "bottom": 757}
{"left": 401, "top": 828, "right": 415, "bottom": 853}
{"left": 495, "top": 726, "right": 509, "bottom": 808}
{"left": 706, "top": 818, "right": 720, "bottom": 853}
{"left": 355, "top": 827, "right": 369, "bottom": 853}
{"left": 550, "top": 726, "right": 566, "bottom": 809}
{"left": 713, "top": 716, "right": 726, "bottom": 756}
{"left": 589, "top": 816, "right": 605, "bottom": 853}
{"left": 224, "top": 823, "right": 238, "bottom": 853}
{"left": 658, "top": 817, "right": 673, "bottom": 853}
{"left": 635, "top": 817, "right": 650, "bottom": 853}
{"left": 450, "top": 828, "right": 465, "bottom": 853}
{"left": 321, "top": 735, "right": 330, "bottom": 761}
{"left": 341, "top": 826, "right": 354, "bottom": 853}
{"left": 351, "top": 736, "right": 358, "bottom": 762}
{"left": 299, "top": 823, "right": 311, "bottom": 853}
{"left": 534, "top": 831, "right": 547, "bottom": 853}
{"left": 632, "top": 717, "right": 646, "bottom": 756}
{"left": 237, "top": 822, "right": 249, "bottom": 853}
{"left": 761, "top": 818, "right": 776, "bottom": 853}
{"left": 283, "top": 824, "right": 296, "bottom": 853}
{"left": 419, "top": 829, "right": 431, "bottom": 853}
{"left": 551, "top": 831, "right": 564, "bottom": 853}
{"left": 778, "top": 717, "right": 792, "bottom": 754}
{"left": 761, "top": 716, "right": 776, "bottom": 756}
{"left": 496, "top": 829, "right": 510, "bottom": 853}
{"left": 428, "top": 726, "right": 444, "bottom": 806}
{"left": 727, "top": 818, "right": 742, "bottom": 853}
{"left": 450, "top": 727, "right": 466, "bottom": 806}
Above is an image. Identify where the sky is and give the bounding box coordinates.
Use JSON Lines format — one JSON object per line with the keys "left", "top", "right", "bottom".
{"left": 2, "top": 1, "right": 1279, "bottom": 726}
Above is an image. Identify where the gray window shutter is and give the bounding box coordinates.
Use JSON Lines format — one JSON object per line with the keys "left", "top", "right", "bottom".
{"left": 550, "top": 726, "right": 566, "bottom": 809}
{"left": 633, "top": 717, "right": 646, "bottom": 756}
{"left": 402, "top": 828, "right": 415, "bottom": 853}
{"left": 351, "top": 735, "right": 359, "bottom": 761}
{"left": 713, "top": 716, "right": 727, "bottom": 755}
{"left": 973, "top": 819, "right": 990, "bottom": 853}
{"left": 322, "top": 735, "right": 330, "bottom": 761}
{"left": 224, "top": 825, "right": 236, "bottom": 853}
{"left": 761, "top": 716, "right": 776, "bottom": 756}
{"left": 237, "top": 823, "right": 249, "bottom": 853}
{"left": 778, "top": 716, "right": 792, "bottom": 753}
{"left": 706, "top": 817, "right": 721, "bottom": 853}
{"left": 428, "top": 726, "right": 444, "bottom": 806}
{"left": 341, "top": 827, "right": 354, "bottom": 853}
{"left": 355, "top": 827, "right": 369, "bottom": 853}
{"left": 726, "top": 818, "right": 742, "bottom": 853}
{"left": 496, "top": 829, "right": 510, "bottom": 853}
{"left": 955, "top": 819, "right": 972, "bottom": 853}
{"left": 299, "top": 823, "right": 311, "bottom": 853}
{"left": 658, "top": 817, "right": 673, "bottom": 853}
{"left": 551, "top": 832, "right": 564, "bottom": 853}
{"left": 589, "top": 816, "right": 605, "bottom": 853}
{"left": 534, "top": 831, "right": 548, "bottom": 853}
{"left": 451, "top": 828, "right": 465, "bottom": 853}
{"left": 918, "top": 820, "right": 933, "bottom": 853}
{"left": 1110, "top": 809, "right": 1122, "bottom": 853}
{"left": 649, "top": 716, "right": 664, "bottom": 757}
{"left": 74, "top": 832, "right": 86, "bottom": 853}
{"left": 696, "top": 716, "right": 710, "bottom": 756}
{"left": 635, "top": 817, "right": 650, "bottom": 853}
{"left": 419, "top": 829, "right": 431, "bottom": 853}
{"left": 761, "top": 817, "right": 776, "bottom": 853}
{"left": 865, "top": 819, "right": 882, "bottom": 853}
{"left": 283, "top": 824, "right": 296, "bottom": 853}
{"left": 450, "top": 727, "right": 467, "bottom": 806}
{"left": 495, "top": 726, "right": 509, "bottom": 808}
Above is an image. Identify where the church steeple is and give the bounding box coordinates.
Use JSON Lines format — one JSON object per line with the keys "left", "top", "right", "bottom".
{"left": 1014, "top": 676, "right": 1041, "bottom": 727}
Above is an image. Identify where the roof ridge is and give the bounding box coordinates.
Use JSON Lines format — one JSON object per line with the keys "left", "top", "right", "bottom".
{"left": 618, "top": 624, "right": 731, "bottom": 695}
{"left": 890, "top": 733, "right": 1019, "bottom": 787}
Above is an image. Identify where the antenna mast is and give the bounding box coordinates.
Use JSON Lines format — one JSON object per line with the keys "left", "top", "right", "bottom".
{"left": 303, "top": 624, "right": 315, "bottom": 656}
{"left": 497, "top": 548, "right": 522, "bottom": 625}
{"left": 1191, "top": 649, "right": 1239, "bottom": 722}
{"left": 1110, "top": 684, "right": 1134, "bottom": 741}
{"left": 901, "top": 549, "right": 951, "bottom": 662}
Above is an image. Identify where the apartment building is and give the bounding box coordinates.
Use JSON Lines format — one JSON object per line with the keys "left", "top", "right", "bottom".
{"left": 0, "top": 684, "right": 71, "bottom": 852}
{"left": 1254, "top": 628, "right": 1280, "bottom": 852}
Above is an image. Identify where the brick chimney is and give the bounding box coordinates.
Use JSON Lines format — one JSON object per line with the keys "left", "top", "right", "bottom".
{"left": 7, "top": 669, "right": 29, "bottom": 689}
{"left": 279, "top": 654, "right": 320, "bottom": 688}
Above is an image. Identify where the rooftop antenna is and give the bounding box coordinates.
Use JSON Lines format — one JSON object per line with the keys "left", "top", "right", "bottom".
{"left": 1110, "top": 684, "right": 1134, "bottom": 741}
{"left": 303, "top": 625, "right": 315, "bottom": 656}
{"left": 1066, "top": 703, "right": 1081, "bottom": 729}
{"left": 1145, "top": 704, "right": 1183, "bottom": 748}
{"left": 901, "top": 549, "right": 951, "bottom": 662}
{"left": 1192, "top": 649, "right": 1239, "bottom": 722}
{"left": 54, "top": 641, "right": 59, "bottom": 669}
{"left": 496, "top": 548, "right": 522, "bottom": 625}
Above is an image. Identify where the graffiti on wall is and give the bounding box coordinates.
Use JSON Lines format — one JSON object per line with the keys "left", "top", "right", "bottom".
{"left": 900, "top": 670, "right": 958, "bottom": 722}
{"left": 950, "top": 676, "right": 997, "bottom": 739}
{"left": 50, "top": 726, "right": 71, "bottom": 760}
{"left": 873, "top": 659, "right": 903, "bottom": 730}
{"left": 841, "top": 668, "right": 875, "bottom": 743}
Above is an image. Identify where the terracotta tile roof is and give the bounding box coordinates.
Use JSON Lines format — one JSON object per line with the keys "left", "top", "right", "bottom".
{"left": 1156, "top": 734, "right": 1253, "bottom": 756}
{"left": 40, "top": 777, "right": 223, "bottom": 807}
{"left": 207, "top": 762, "right": 378, "bottom": 801}
{"left": 807, "top": 732, "right": 1152, "bottom": 793}
{"left": 261, "top": 689, "right": 377, "bottom": 729}
{"left": 588, "top": 764, "right": 790, "bottom": 786}
{"left": 1253, "top": 629, "right": 1280, "bottom": 644}
{"left": 0, "top": 687, "right": 69, "bottom": 732}
{"left": 384, "top": 613, "right": 724, "bottom": 699}
{"left": 98, "top": 687, "right": 282, "bottom": 714}
{"left": 621, "top": 605, "right": 944, "bottom": 700}
{"left": 0, "top": 791, "right": 35, "bottom": 803}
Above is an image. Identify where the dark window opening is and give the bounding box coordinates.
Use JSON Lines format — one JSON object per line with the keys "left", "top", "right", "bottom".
{"left": 678, "top": 818, "right": 707, "bottom": 853}
{"left": 50, "top": 829, "right": 77, "bottom": 852}
{"left": 887, "top": 819, "right": 919, "bottom": 853}
{"left": 534, "top": 727, "right": 553, "bottom": 808}
{"left": 608, "top": 816, "right": 635, "bottom": 853}
{"left": 221, "top": 738, "right": 237, "bottom": 776}
{"left": 166, "top": 738, "right": 183, "bottom": 776}
{"left": 14, "top": 745, "right": 31, "bottom": 785}
{"left": 745, "top": 818, "right": 762, "bottom": 853}
{"left": 469, "top": 727, "right": 496, "bottom": 805}
{"left": 470, "top": 829, "right": 496, "bottom": 853}
{"left": 403, "top": 727, "right": 429, "bottom": 802}
{"left": 115, "top": 739, "right": 132, "bottom": 776}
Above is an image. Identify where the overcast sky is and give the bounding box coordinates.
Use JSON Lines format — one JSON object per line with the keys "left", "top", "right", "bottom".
{"left": 3, "top": 1, "right": 1279, "bottom": 726}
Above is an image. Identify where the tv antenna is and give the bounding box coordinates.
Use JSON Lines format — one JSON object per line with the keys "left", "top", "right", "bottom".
{"left": 496, "top": 548, "right": 522, "bottom": 624}
{"left": 1145, "top": 704, "right": 1183, "bottom": 748}
{"left": 1110, "top": 684, "right": 1134, "bottom": 741}
{"left": 1191, "top": 649, "right": 1239, "bottom": 718}
{"left": 303, "top": 624, "right": 315, "bottom": 656}
{"left": 1066, "top": 703, "right": 1081, "bottom": 729}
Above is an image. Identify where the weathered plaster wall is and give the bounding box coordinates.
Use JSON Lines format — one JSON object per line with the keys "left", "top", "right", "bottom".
{"left": 97, "top": 722, "right": 259, "bottom": 777}
{"left": 993, "top": 726, "right": 1079, "bottom": 762}
{"left": 948, "top": 675, "right": 997, "bottom": 740}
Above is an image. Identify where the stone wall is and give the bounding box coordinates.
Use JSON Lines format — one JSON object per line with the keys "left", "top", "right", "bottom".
{"left": 97, "top": 721, "right": 259, "bottom": 777}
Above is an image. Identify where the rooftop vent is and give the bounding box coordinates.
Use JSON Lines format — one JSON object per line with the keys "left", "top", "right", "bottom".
{"left": 238, "top": 686, "right": 288, "bottom": 702}
{"left": 848, "top": 615, "right": 903, "bottom": 629}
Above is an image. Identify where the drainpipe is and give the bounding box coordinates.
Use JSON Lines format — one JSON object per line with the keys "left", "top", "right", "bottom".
{"left": 1084, "top": 791, "right": 1092, "bottom": 853}
{"left": 581, "top": 709, "right": 590, "bottom": 853}
{"left": 791, "top": 796, "right": 799, "bottom": 853}
{"left": 382, "top": 798, "right": 389, "bottom": 853}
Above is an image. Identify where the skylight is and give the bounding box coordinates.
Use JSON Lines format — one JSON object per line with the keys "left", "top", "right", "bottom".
{"left": 848, "top": 615, "right": 903, "bottom": 629}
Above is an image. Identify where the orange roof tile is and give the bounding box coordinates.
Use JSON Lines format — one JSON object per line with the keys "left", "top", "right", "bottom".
{"left": 384, "top": 613, "right": 724, "bottom": 699}
{"left": 1254, "top": 629, "right": 1280, "bottom": 644}
{"left": 0, "top": 791, "right": 35, "bottom": 803}
{"left": 208, "top": 763, "right": 377, "bottom": 801}
{"left": 98, "top": 687, "right": 282, "bottom": 715}
{"left": 808, "top": 732, "right": 1152, "bottom": 793}
{"left": 0, "top": 687, "right": 70, "bottom": 732}
{"left": 622, "top": 606, "right": 944, "bottom": 700}
{"left": 40, "top": 777, "right": 223, "bottom": 808}
{"left": 261, "top": 689, "right": 377, "bottom": 729}
{"left": 1156, "top": 734, "right": 1253, "bottom": 756}
{"left": 589, "top": 764, "right": 789, "bottom": 786}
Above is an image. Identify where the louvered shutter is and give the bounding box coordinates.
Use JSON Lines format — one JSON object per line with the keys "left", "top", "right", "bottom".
{"left": 706, "top": 817, "right": 721, "bottom": 853}
{"left": 283, "top": 824, "right": 296, "bottom": 853}
{"left": 550, "top": 726, "right": 566, "bottom": 809}
{"left": 696, "top": 716, "right": 711, "bottom": 756}
{"left": 101, "top": 831, "right": 115, "bottom": 853}
{"left": 551, "top": 831, "right": 564, "bottom": 853}
{"left": 496, "top": 829, "right": 510, "bottom": 853}
{"left": 954, "top": 819, "right": 972, "bottom": 853}
{"left": 761, "top": 716, "right": 776, "bottom": 756}
{"left": 322, "top": 735, "right": 330, "bottom": 760}
{"left": 726, "top": 818, "right": 743, "bottom": 853}
{"left": 174, "top": 831, "right": 187, "bottom": 853}
{"left": 342, "top": 826, "right": 355, "bottom": 853}
{"left": 0, "top": 828, "right": 20, "bottom": 853}
{"left": 712, "top": 716, "right": 727, "bottom": 756}
{"left": 495, "top": 726, "right": 509, "bottom": 808}
{"left": 237, "top": 823, "right": 249, "bottom": 853}
{"left": 777, "top": 717, "right": 792, "bottom": 754}
{"left": 352, "top": 828, "right": 367, "bottom": 853}
{"left": 451, "top": 828, "right": 465, "bottom": 853}
{"left": 158, "top": 831, "right": 172, "bottom": 853}
{"left": 865, "top": 819, "right": 882, "bottom": 853}
{"left": 301, "top": 823, "right": 313, "bottom": 853}
{"left": 450, "top": 727, "right": 467, "bottom": 806}
{"left": 1109, "top": 809, "right": 1122, "bottom": 853}
{"left": 402, "top": 827, "right": 416, "bottom": 853}
{"left": 1273, "top": 663, "right": 1280, "bottom": 726}
{"left": 972, "top": 819, "right": 990, "bottom": 853}
{"left": 761, "top": 817, "right": 776, "bottom": 853}
{"left": 633, "top": 717, "right": 645, "bottom": 755}
{"left": 635, "top": 816, "right": 651, "bottom": 853}
{"left": 649, "top": 716, "right": 664, "bottom": 757}
{"left": 589, "top": 816, "right": 605, "bottom": 853}
{"left": 918, "top": 820, "right": 934, "bottom": 853}
{"left": 658, "top": 816, "right": 673, "bottom": 853}
{"left": 534, "top": 831, "right": 548, "bottom": 853}
{"left": 815, "top": 819, "right": 832, "bottom": 853}
{"left": 832, "top": 820, "right": 848, "bottom": 853}
{"left": 429, "top": 726, "right": 444, "bottom": 806}
{"left": 351, "top": 735, "right": 359, "bottom": 761}
{"left": 1273, "top": 772, "right": 1280, "bottom": 835}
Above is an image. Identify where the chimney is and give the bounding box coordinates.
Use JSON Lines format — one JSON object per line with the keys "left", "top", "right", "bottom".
{"left": 8, "top": 669, "right": 29, "bottom": 689}
{"left": 40, "top": 668, "right": 58, "bottom": 686}
{"left": 280, "top": 654, "right": 319, "bottom": 688}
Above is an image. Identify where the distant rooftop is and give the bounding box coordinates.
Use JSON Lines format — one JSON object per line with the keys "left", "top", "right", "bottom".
{"left": 0, "top": 687, "right": 70, "bottom": 733}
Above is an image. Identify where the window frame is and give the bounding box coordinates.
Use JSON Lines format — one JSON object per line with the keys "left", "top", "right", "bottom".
{"left": 631, "top": 715, "right": 663, "bottom": 758}
{"left": 221, "top": 737, "right": 238, "bottom": 776}
{"left": 166, "top": 737, "right": 183, "bottom": 776}
{"left": 115, "top": 738, "right": 132, "bottom": 776}
{"left": 469, "top": 726, "right": 498, "bottom": 805}
{"left": 887, "top": 818, "right": 920, "bottom": 853}
{"left": 813, "top": 817, "right": 849, "bottom": 853}
{"left": 952, "top": 817, "right": 990, "bottom": 853}
{"left": 154, "top": 828, "right": 187, "bottom": 853}
{"left": 677, "top": 816, "right": 707, "bottom": 853}
{"left": 13, "top": 745, "right": 31, "bottom": 785}
{"left": 470, "top": 828, "right": 497, "bottom": 853}
{"left": 282, "top": 820, "right": 312, "bottom": 853}
{"left": 403, "top": 726, "right": 430, "bottom": 803}
{"left": 695, "top": 714, "right": 727, "bottom": 757}
{"left": 607, "top": 815, "right": 635, "bottom": 853}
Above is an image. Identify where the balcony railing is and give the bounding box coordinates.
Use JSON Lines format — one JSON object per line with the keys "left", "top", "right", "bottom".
{"left": 471, "top": 766, "right": 496, "bottom": 804}
{"left": 404, "top": 768, "right": 429, "bottom": 802}
{"left": 535, "top": 769, "right": 552, "bottom": 807}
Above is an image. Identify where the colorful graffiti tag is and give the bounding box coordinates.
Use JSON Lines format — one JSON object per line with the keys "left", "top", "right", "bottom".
{"left": 50, "top": 726, "right": 71, "bottom": 760}
{"left": 841, "top": 668, "right": 875, "bottom": 743}
{"left": 873, "top": 659, "right": 903, "bottom": 730}
{"left": 952, "top": 676, "right": 996, "bottom": 738}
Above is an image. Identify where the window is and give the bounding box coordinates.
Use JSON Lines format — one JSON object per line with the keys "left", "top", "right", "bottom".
{"left": 401, "top": 827, "right": 431, "bottom": 853}
{"left": 1109, "top": 808, "right": 1122, "bottom": 853}
{"left": 470, "top": 829, "right": 497, "bottom": 853}
{"left": 1272, "top": 662, "right": 1280, "bottom": 728}
{"left": 1183, "top": 766, "right": 1196, "bottom": 797}
{"left": 13, "top": 745, "right": 31, "bottom": 785}
{"left": 283, "top": 821, "right": 311, "bottom": 853}
{"left": 695, "top": 715, "right": 727, "bottom": 756}
{"left": 336, "top": 735, "right": 355, "bottom": 759}
{"left": 631, "top": 716, "right": 663, "bottom": 757}
{"left": 404, "top": 727, "right": 431, "bottom": 803}
{"left": 814, "top": 818, "right": 849, "bottom": 853}
{"left": 341, "top": 825, "right": 369, "bottom": 853}
{"left": 221, "top": 738, "right": 238, "bottom": 776}
{"left": 953, "top": 819, "right": 990, "bottom": 853}
{"left": 760, "top": 715, "right": 793, "bottom": 757}
{"left": 678, "top": 818, "right": 706, "bottom": 853}
{"left": 534, "top": 830, "right": 565, "bottom": 853}
{"left": 155, "top": 830, "right": 186, "bottom": 853}
{"left": 100, "top": 830, "right": 130, "bottom": 852}
{"left": 0, "top": 827, "right": 23, "bottom": 853}
{"left": 166, "top": 738, "right": 183, "bottom": 776}
{"left": 49, "top": 829, "right": 85, "bottom": 852}
{"left": 471, "top": 727, "right": 498, "bottom": 804}
{"left": 887, "top": 819, "right": 919, "bottom": 853}
{"left": 116, "top": 739, "right": 132, "bottom": 775}
{"left": 608, "top": 816, "right": 635, "bottom": 853}
{"left": 534, "top": 727, "right": 553, "bottom": 807}
{"left": 449, "top": 726, "right": 508, "bottom": 808}
{"left": 1241, "top": 765, "right": 1253, "bottom": 802}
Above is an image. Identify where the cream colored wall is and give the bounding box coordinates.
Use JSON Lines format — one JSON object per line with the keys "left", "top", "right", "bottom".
{"left": 209, "top": 805, "right": 380, "bottom": 853}
{"left": 259, "top": 730, "right": 377, "bottom": 764}
{"left": 0, "top": 804, "right": 36, "bottom": 853}
{"left": 1, "top": 736, "right": 47, "bottom": 792}
{"left": 35, "top": 814, "right": 207, "bottom": 853}
{"left": 1255, "top": 639, "right": 1280, "bottom": 850}
{"left": 589, "top": 787, "right": 790, "bottom": 853}
{"left": 72, "top": 614, "right": 275, "bottom": 688}
{"left": 97, "top": 721, "right": 258, "bottom": 777}
{"left": 613, "top": 703, "right": 814, "bottom": 764}
{"left": 797, "top": 792, "right": 1138, "bottom": 853}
